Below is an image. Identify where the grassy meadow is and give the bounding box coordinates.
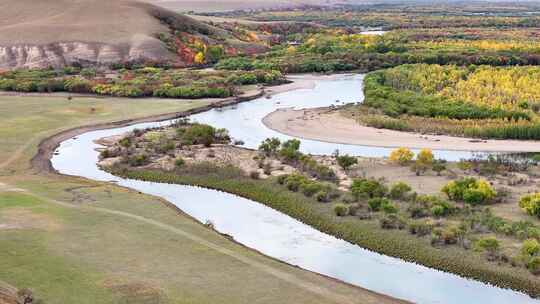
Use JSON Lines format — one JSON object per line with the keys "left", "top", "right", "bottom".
{"left": 0, "top": 95, "right": 389, "bottom": 304}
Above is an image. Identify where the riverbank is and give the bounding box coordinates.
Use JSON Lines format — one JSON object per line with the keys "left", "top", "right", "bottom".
{"left": 108, "top": 164, "right": 540, "bottom": 300}
{"left": 31, "top": 73, "right": 344, "bottom": 174}
{"left": 263, "top": 107, "right": 540, "bottom": 152}
{"left": 95, "top": 120, "right": 540, "bottom": 301}
{"left": 26, "top": 74, "right": 412, "bottom": 304}
{"left": 0, "top": 84, "right": 405, "bottom": 304}
{"left": 40, "top": 72, "right": 536, "bottom": 300}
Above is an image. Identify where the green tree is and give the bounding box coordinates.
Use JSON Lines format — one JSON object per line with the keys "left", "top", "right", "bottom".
{"left": 259, "top": 137, "right": 281, "bottom": 156}
{"left": 336, "top": 154, "right": 358, "bottom": 170}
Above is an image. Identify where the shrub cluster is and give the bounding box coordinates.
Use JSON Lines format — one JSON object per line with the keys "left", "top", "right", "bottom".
{"left": 108, "top": 165, "right": 540, "bottom": 297}
{"left": 0, "top": 68, "right": 284, "bottom": 99}
{"left": 259, "top": 138, "right": 337, "bottom": 182}
{"left": 519, "top": 193, "right": 540, "bottom": 218}
{"left": 277, "top": 173, "right": 337, "bottom": 202}
{"left": 350, "top": 178, "right": 388, "bottom": 200}
{"left": 442, "top": 177, "right": 496, "bottom": 205}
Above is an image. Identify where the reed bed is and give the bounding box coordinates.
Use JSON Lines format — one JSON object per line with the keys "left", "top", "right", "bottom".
{"left": 107, "top": 165, "right": 540, "bottom": 298}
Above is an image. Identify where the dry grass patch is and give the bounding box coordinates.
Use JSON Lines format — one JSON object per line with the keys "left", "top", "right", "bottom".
{"left": 0, "top": 208, "right": 62, "bottom": 232}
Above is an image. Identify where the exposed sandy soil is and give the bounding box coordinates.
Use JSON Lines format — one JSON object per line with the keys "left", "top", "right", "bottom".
{"left": 99, "top": 118, "right": 540, "bottom": 224}
{"left": 263, "top": 107, "right": 540, "bottom": 152}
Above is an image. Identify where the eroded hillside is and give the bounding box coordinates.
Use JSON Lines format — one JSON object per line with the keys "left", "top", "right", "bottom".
{"left": 0, "top": 0, "right": 267, "bottom": 68}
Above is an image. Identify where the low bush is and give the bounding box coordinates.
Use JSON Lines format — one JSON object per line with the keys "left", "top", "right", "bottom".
{"left": 475, "top": 237, "right": 501, "bottom": 257}
{"left": 368, "top": 197, "right": 388, "bottom": 212}
{"left": 298, "top": 154, "right": 337, "bottom": 182}
{"left": 411, "top": 195, "right": 454, "bottom": 218}
{"left": 119, "top": 137, "right": 131, "bottom": 148}
{"left": 408, "top": 201, "right": 430, "bottom": 219}
{"left": 351, "top": 178, "right": 388, "bottom": 200}
{"left": 175, "top": 157, "right": 185, "bottom": 168}
{"left": 408, "top": 220, "right": 434, "bottom": 236}
{"left": 180, "top": 124, "right": 218, "bottom": 147}
{"left": 432, "top": 160, "right": 447, "bottom": 176}
{"left": 284, "top": 174, "right": 304, "bottom": 192}
{"left": 389, "top": 182, "right": 412, "bottom": 200}
{"left": 336, "top": 154, "right": 358, "bottom": 170}
{"left": 381, "top": 200, "right": 399, "bottom": 214}
{"left": 300, "top": 181, "right": 324, "bottom": 197}
{"left": 431, "top": 226, "right": 461, "bottom": 245}
{"left": 277, "top": 174, "right": 288, "bottom": 185}
{"left": 442, "top": 177, "right": 496, "bottom": 205}
{"left": 519, "top": 193, "right": 540, "bottom": 218}
{"left": 280, "top": 173, "right": 336, "bottom": 202}
{"left": 380, "top": 214, "right": 406, "bottom": 230}
{"left": 250, "top": 171, "right": 260, "bottom": 179}
{"left": 127, "top": 154, "right": 148, "bottom": 167}
{"left": 316, "top": 190, "right": 330, "bottom": 202}
{"left": 522, "top": 239, "right": 540, "bottom": 257}
{"left": 334, "top": 204, "right": 349, "bottom": 216}
{"left": 528, "top": 257, "right": 540, "bottom": 275}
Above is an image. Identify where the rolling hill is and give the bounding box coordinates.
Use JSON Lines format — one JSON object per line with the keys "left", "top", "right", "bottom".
{"left": 0, "top": 0, "right": 266, "bottom": 69}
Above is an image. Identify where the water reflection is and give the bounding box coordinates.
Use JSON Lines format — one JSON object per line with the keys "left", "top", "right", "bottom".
{"left": 191, "top": 74, "right": 479, "bottom": 161}
{"left": 50, "top": 75, "right": 539, "bottom": 304}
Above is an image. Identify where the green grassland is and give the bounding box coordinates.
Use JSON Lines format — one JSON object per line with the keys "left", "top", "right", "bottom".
{"left": 0, "top": 95, "right": 396, "bottom": 304}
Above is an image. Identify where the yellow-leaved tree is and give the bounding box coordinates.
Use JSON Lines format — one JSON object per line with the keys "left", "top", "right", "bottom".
{"left": 389, "top": 147, "right": 414, "bottom": 165}
{"left": 413, "top": 148, "right": 434, "bottom": 175}
{"left": 194, "top": 52, "right": 205, "bottom": 65}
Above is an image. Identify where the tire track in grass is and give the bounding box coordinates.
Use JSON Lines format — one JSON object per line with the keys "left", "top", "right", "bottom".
{"left": 0, "top": 186, "right": 405, "bottom": 304}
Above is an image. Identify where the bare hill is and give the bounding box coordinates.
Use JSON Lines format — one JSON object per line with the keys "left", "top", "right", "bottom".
{"left": 0, "top": 0, "right": 252, "bottom": 68}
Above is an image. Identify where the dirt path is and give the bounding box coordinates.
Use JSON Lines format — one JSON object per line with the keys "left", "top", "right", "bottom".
{"left": 0, "top": 183, "right": 405, "bottom": 304}
{"left": 263, "top": 107, "right": 540, "bottom": 152}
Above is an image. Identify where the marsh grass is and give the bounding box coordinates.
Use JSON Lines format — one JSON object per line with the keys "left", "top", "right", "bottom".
{"left": 108, "top": 164, "right": 540, "bottom": 298}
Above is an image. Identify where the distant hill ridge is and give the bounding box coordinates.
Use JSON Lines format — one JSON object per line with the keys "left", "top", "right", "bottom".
{"left": 0, "top": 0, "right": 264, "bottom": 68}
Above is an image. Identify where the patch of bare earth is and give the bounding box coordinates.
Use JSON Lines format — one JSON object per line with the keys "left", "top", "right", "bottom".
{"left": 0, "top": 183, "right": 25, "bottom": 193}
{"left": 103, "top": 278, "right": 166, "bottom": 304}
{"left": 0, "top": 281, "right": 17, "bottom": 304}
{"left": 0, "top": 208, "right": 61, "bottom": 232}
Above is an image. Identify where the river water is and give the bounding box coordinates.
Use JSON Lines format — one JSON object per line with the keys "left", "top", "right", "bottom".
{"left": 191, "top": 74, "right": 478, "bottom": 161}
{"left": 51, "top": 75, "right": 539, "bottom": 304}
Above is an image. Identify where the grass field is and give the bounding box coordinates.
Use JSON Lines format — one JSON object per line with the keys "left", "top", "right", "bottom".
{"left": 0, "top": 95, "right": 399, "bottom": 304}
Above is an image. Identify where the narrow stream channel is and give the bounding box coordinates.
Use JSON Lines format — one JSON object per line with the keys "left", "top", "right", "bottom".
{"left": 51, "top": 75, "right": 539, "bottom": 304}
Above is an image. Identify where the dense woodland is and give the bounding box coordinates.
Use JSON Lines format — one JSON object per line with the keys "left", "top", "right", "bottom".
{"left": 359, "top": 64, "right": 540, "bottom": 140}
{"left": 0, "top": 68, "right": 283, "bottom": 98}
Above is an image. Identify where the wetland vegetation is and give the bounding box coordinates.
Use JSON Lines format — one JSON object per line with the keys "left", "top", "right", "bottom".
{"left": 100, "top": 122, "right": 540, "bottom": 298}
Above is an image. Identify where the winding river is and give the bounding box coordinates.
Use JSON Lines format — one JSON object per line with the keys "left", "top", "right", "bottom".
{"left": 51, "top": 74, "right": 539, "bottom": 304}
